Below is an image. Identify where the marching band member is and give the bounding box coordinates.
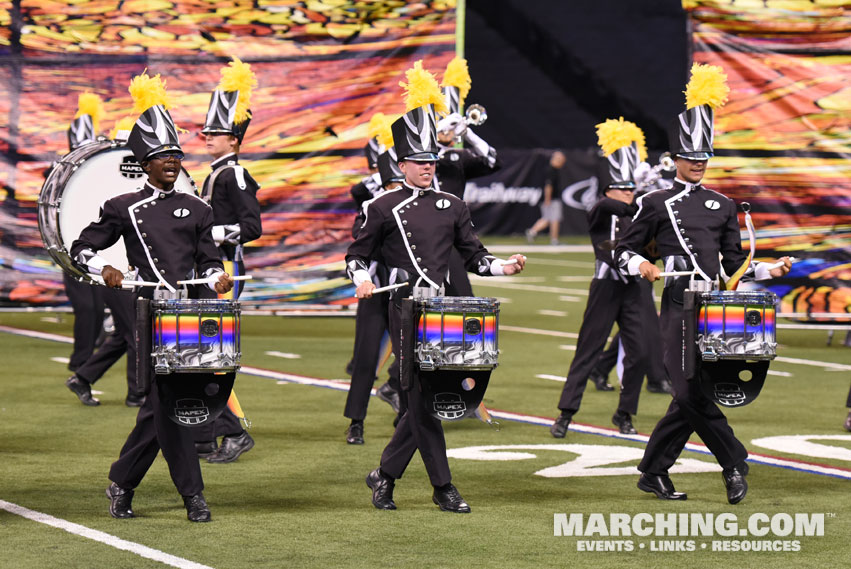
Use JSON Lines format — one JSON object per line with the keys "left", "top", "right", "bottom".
{"left": 62, "top": 93, "right": 106, "bottom": 397}
{"left": 344, "top": 137, "right": 407, "bottom": 445}
{"left": 71, "top": 72, "right": 233, "bottom": 522}
{"left": 193, "top": 57, "right": 261, "bottom": 463}
{"left": 346, "top": 62, "right": 526, "bottom": 513}
{"left": 436, "top": 57, "right": 501, "bottom": 296}
{"left": 550, "top": 118, "right": 648, "bottom": 439}
{"left": 615, "top": 64, "right": 790, "bottom": 504}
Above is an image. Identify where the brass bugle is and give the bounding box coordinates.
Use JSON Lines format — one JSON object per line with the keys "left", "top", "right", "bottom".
{"left": 464, "top": 104, "right": 487, "bottom": 126}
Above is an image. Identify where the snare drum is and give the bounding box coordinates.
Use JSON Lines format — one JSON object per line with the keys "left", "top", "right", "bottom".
{"left": 151, "top": 299, "right": 241, "bottom": 374}
{"left": 38, "top": 140, "right": 196, "bottom": 282}
{"left": 415, "top": 296, "right": 499, "bottom": 371}
{"left": 696, "top": 290, "right": 777, "bottom": 361}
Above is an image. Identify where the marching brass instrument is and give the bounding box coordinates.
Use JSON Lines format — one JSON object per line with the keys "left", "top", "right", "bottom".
{"left": 635, "top": 151, "right": 676, "bottom": 192}
{"left": 464, "top": 104, "right": 487, "bottom": 126}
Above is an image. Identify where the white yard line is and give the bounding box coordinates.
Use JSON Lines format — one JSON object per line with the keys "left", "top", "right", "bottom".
{"left": 265, "top": 351, "right": 301, "bottom": 359}
{"left": 468, "top": 278, "right": 589, "bottom": 296}
{"left": 774, "top": 356, "right": 851, "bottom": 371}
{"left": 0, "top": 500, "right": 214, "bottom": 569}
{"left": 500, "top": 325, "right": 579, "bottom": 339}
{"left": 537, "top": 309, "right": 568, "bottom": 317}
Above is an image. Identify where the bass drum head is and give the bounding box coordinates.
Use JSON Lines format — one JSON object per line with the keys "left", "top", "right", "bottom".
{"left": 41, "top": 142, "right": 196, "bottom": 281}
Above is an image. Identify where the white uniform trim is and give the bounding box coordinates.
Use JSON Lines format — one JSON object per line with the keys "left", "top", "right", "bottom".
{"left": 663, "top": 185, "right": 711, "bottom": 282}
{"left": 128, "top": 189, "right": 175, "bottom": 292}
{"left": 391, "top": 187, "right": 440, "bottom": 289}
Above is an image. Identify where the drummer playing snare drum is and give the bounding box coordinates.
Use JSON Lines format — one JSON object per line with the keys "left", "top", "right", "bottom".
{"left": 346, "top": 102, "right": 526, "bottom": 514}
{"left": 614, "top": 64, "right": 791, "bottom": 505}
{"left": 70, "top": 76, "right": 232, "bottom": 524}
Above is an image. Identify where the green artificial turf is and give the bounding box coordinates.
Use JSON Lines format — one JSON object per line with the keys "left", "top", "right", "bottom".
{"left": 1, "top": 243, "right": 850, "bottom": 568}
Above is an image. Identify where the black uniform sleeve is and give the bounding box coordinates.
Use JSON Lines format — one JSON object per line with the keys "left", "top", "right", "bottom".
{"left": 345, "top": 200, "right": 384, "bottom": 277}
{"left": 460, "top": 149, "right": 501, "bottom": 180}
{"left": 195, "top": 206, "right": 225, "bottom": 275}
{"left": 70, "top": 199, "right": 125, "bottom": 265}
{"left": 452, "top": 202, "right": 492, "bottom": 274}
{"left": 615, "top": 194, "right": 660, "bottom": 272}
{"left": 719, "top": 197, "right": 748, "bottom": 276}
{"left": 224, "top": 168, "right": 262, "bottom": 243}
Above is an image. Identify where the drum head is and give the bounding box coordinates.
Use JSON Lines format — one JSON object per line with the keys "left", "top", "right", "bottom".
{"left": 40, "top": 142, "right": 196, "bottom": 280}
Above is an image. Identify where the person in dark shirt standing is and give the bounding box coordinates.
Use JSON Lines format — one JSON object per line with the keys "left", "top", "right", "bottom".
{"left": 71, "top": 73, "right": 234, "bottom": 522}
{"left": 347, "top": 66, "right": 526, "bottom": 513}
{"left": 193, "top": 58, "right": 262, "bottom": 463}
{"left": 616, "top": 64, "right": 790, "bottom": 504}
{"left": 550, "top": 118, "right": 648, "bottom": 439}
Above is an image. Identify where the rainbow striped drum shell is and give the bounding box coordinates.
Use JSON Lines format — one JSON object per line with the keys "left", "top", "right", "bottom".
{"left": 416, "top": 296, "right": 500, "bottom": 371}
{"left": 151, "top": 299, "right": 241, "bottom": 374}
{"left": 696, "top": 291, "right": 777, "bottom": 361}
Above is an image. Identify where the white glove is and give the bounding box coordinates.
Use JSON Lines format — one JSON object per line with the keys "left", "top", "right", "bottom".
{"left": 437, "top": 112, "right": 465, "bottom": 137}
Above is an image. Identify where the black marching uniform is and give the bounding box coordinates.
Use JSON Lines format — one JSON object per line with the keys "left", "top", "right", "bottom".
{"left": 616, "top": 180, "right": 751, "bottom": 474}
{"left": 436, "top": 145, "right": 500, "bottom": 296}
{"left": 71, "top": 181, "right": 226, "bottom": 497}
{"left": 346, "top": 182, "right": 501, "bottom": 487}
{"left": 195, "top": 152, "right": 261, "bottom": 444}
{"left": 64, "top": 272, "right": 105, "bottom": 370}
{"left": 556, "top": 196, "right": 646, "bottom": 419}
{"left": 344, "top": 177, "right": 402, "bottom": 424}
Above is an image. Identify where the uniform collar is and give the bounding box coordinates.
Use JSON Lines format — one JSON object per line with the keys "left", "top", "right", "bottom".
{"left": 146, "top": 181, "right": 176, "bottom": 199}
{"left": 210, "top": 153, "right": 237, "bottom": 170}
{"left": 673, "top": 178, "right": 702, "bottom": 193}
{"left": 402, "top": 181, "right": 434, "bottom": 194}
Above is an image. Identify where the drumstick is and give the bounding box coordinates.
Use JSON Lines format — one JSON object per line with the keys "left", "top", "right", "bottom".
{"left": 503, "top": 255, "right": 527, "bottom": 266}
{"left": 91, "top": 275, "right": 160, "bottom": 287}
{"left": 354, "top": 282, "right": 410, "bottom": 297}
{"left": 657, "top": 270, "right": 697, "bottom": 277}
{"left": 764, "top": 257, "right": 797, "bottom": 270}
{"left": 176, "top": 275, "right": 253, "bottom": 285}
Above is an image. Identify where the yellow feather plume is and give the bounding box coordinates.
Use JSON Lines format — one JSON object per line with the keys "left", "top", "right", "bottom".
{"left": 110, "top": 116, "right": 136, "bottom": 139}
{"left": 219, "top": 56, "right": 257, "bottom": 125}
{"left": 76, "top": 92, "right": 105, "bottom": 132}
{"left": 441, "top": 57, "right": 471, "bottom": 104}
{"left": 399, "top": 60, "right": 448, "bottom": 116}
{"left": 596, "top": 117, "right": 639, "bottom": 157}
{"left": 685, "top": 63, "right": 729, "bottom": 110}
{"left": 621, "top": 121, "right": 648, "bottom": 162}
{"left": 128, "top": 71, "right": 170, "bottom": 114}
{"left": 368, "top": 112, "right": 394, "bottom": 149}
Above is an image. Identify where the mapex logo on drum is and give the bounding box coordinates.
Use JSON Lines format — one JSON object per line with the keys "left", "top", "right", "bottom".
{"left": 119, "top": 156, "right": 145, "bottom": 179}
{"left": 434, "top": 392, "right": 467, "bottom": 420}
{"left": 174, "top": 398, "right": 210, "bottom": 425}
{"left": 714, "top": 383, "right": 747, "bottom": 407}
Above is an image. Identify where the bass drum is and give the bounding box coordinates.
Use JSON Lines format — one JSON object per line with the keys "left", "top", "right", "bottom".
{"left": 38, "top": 139, "right": 197, "bottom": 282}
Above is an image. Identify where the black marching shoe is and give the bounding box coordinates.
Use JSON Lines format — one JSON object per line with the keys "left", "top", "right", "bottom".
{"left": 433, "top": 483, "right": 471, "bottom": 514}
{"left": 195, "top": 440, "right": 218, "bottom": 458}
{"left": 366, "top": 468, "right": 396, "bottom": 510}
{"left": 183, "top": 493, "right": 211, "bottom": 522}
{"left": 647, "top": 379, "right": 673, "bottom": 394}
{"left": 722, "top": 462, "right": 749, "bottom": 505}
{"left": 207, "top": 431, "right": 254, "bottom": 463}
{"left": 612, "top": 411, "right": 637, "bottom": 435}
{"left": 637, "top": 473, "right": 688, "bottom": 500}
{"left": 106, "top": 482, "right": 135, "bottom": 518}
{"left": 66, "top": 375, "right": 100, "bottom": 406}
{"left": 550, "top": 412, "right": 571, "bottom": 438}
{"left": 346, "top": 420, "right": 364, "bottom": 445}
{"left": 589, "top": 371, "right": 614, "bottom": 391}
{"left": 844, "top": 411, "right": 851, "bottom": 432}
{"left": 125, "top": 392, "right": 146, "bottom": 407}
{"left": 376, "top": 381, "right": 401, "bottom": 414}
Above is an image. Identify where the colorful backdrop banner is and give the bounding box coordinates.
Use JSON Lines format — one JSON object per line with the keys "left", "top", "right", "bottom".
{"left": 685, "top": 0, "right": 851, "bottom": 321}
{"left": 0, "top": 0, "right": 457, "bottom": 307}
